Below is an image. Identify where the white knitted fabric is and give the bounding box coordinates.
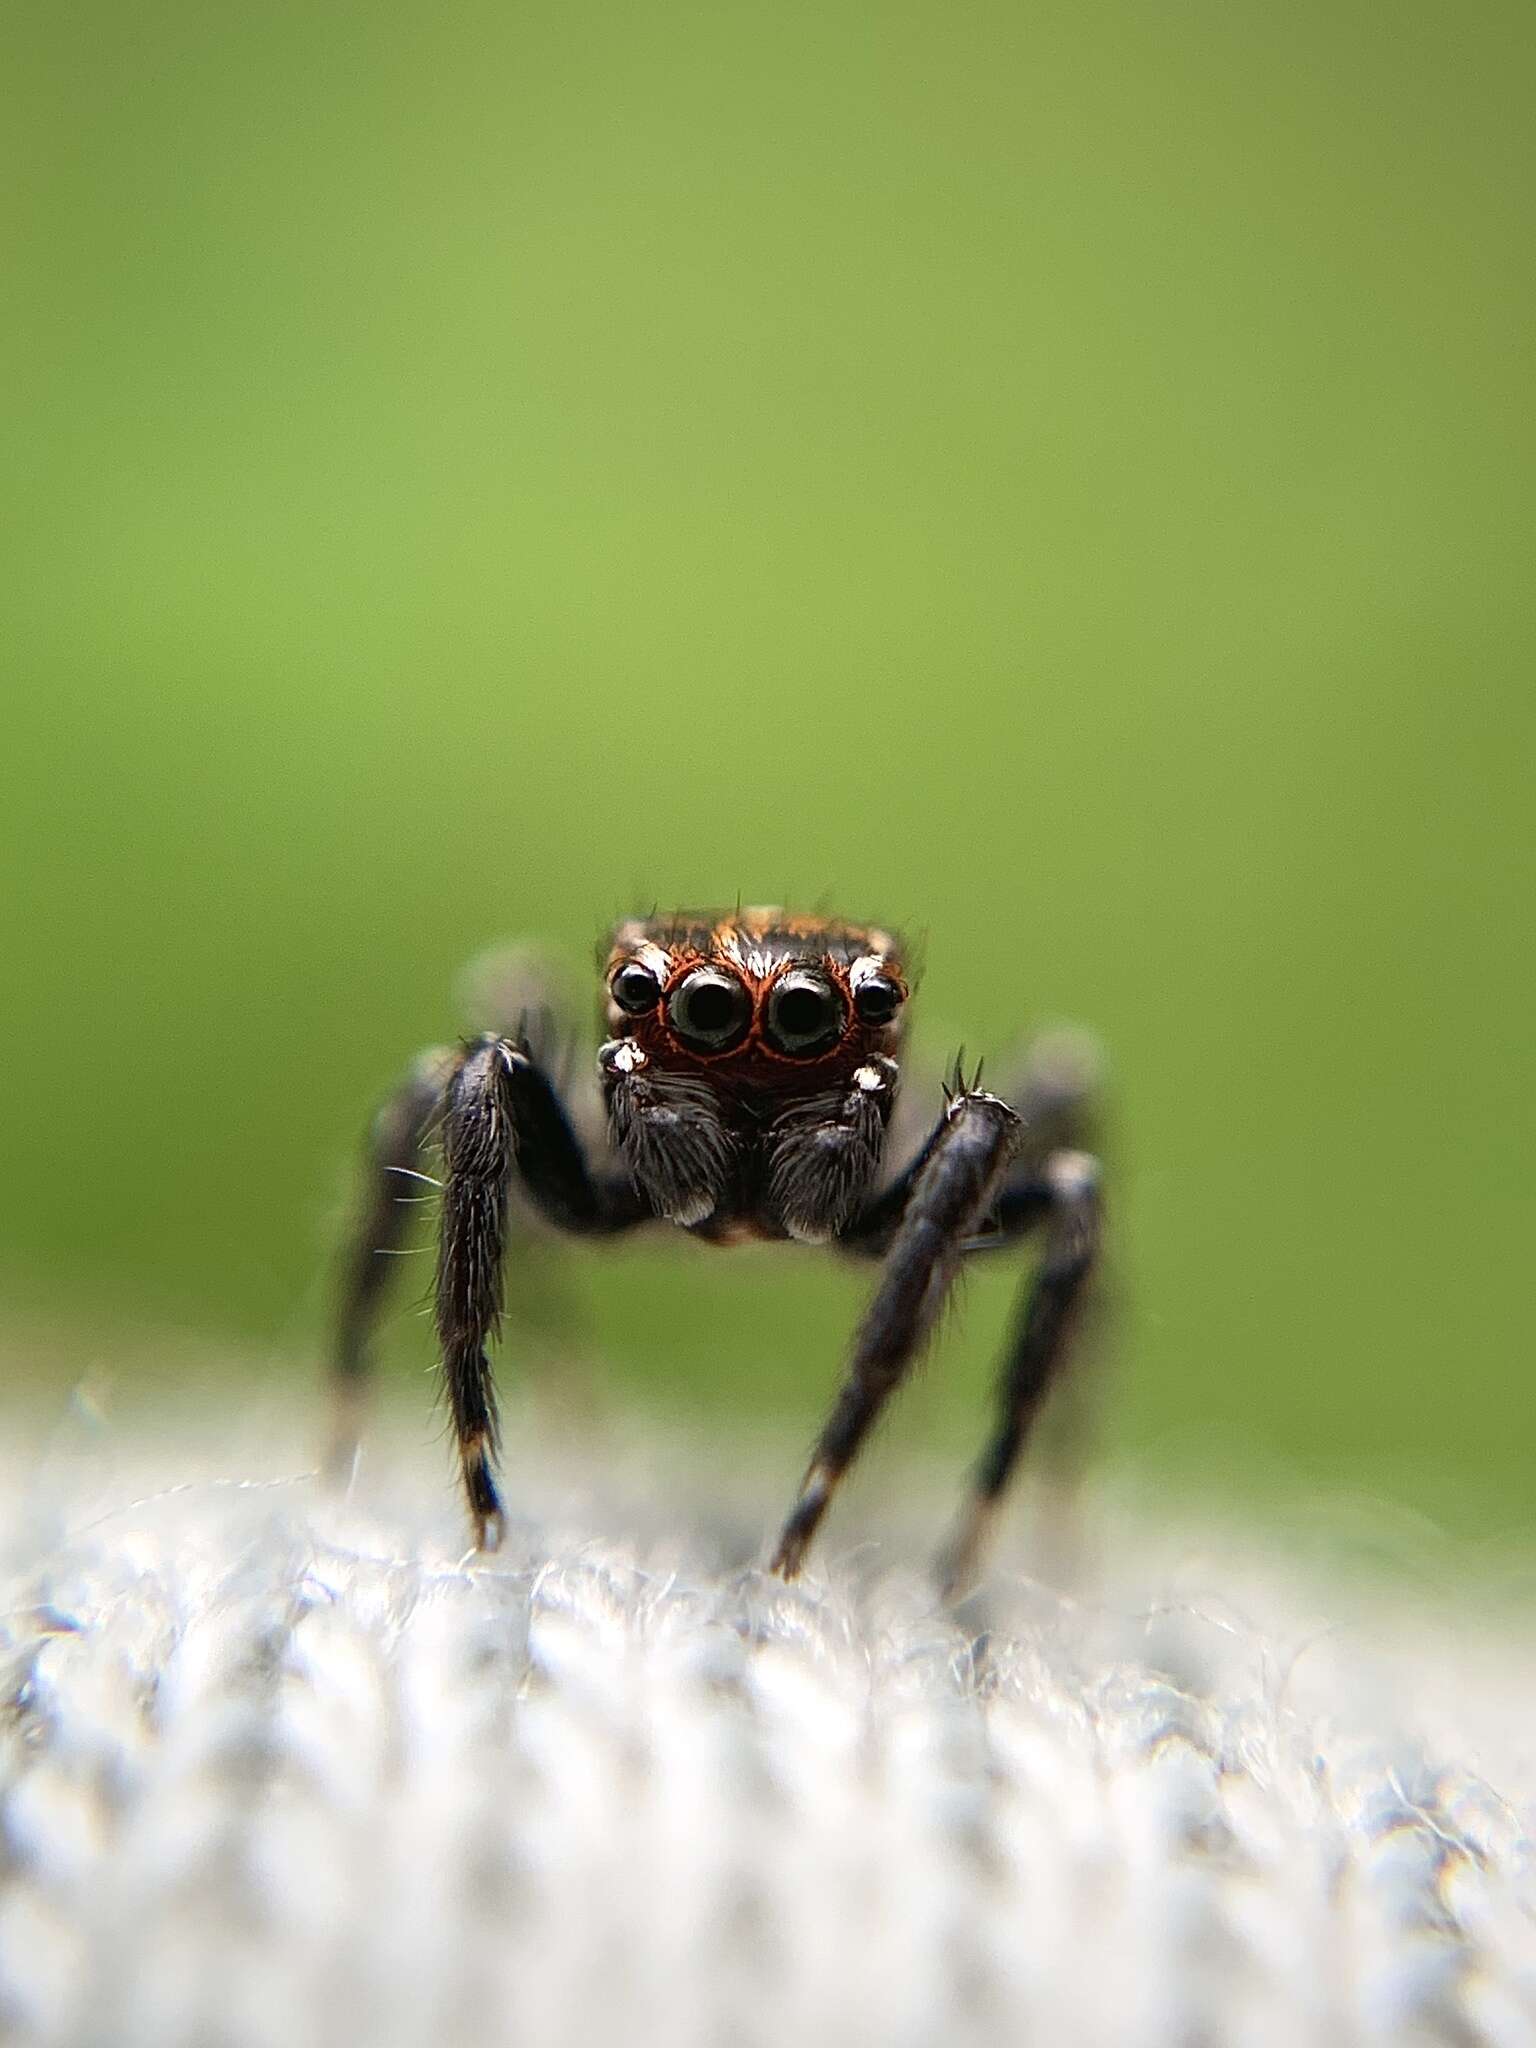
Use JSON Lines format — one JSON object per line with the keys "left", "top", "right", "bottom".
{"left": 1, "top": 1430, "right": 1533, "bottom": 2047}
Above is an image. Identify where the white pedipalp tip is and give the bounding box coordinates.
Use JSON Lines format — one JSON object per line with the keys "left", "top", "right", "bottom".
{"left": 608, "top": 1038, "right": 648, "bottom": 1076}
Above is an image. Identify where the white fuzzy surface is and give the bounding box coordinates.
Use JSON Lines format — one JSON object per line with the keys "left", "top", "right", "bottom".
{"left": 2, "top": 1429, "right": 1534, "bottom": 2047}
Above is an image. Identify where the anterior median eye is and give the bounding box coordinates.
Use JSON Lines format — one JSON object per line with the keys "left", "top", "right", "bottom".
{"left": 766, "top": 971, "right": 847, "bottom": 1055}
{"left": 611, "top": 962, "right": 663, "bottom": 1014}
{"left": 667, "top": 967, "right": 752, "bottom": 1050}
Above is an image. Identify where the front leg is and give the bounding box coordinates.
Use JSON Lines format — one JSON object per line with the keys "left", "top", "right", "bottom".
{"left": 436, "top": 1035, "right": 645, "bottom": 1550}
{"left": 770, "top": 1088, "right": 1021, "bottom": 1577}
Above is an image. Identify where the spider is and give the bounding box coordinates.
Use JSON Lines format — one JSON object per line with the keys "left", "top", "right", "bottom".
{"left": 328, "top": 908, "right": 1102, "bottom": 1595}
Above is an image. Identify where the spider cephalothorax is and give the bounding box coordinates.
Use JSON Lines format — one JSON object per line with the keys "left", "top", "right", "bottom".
{"left": 329, "top": 906, "right": 1101, "bottom": 1596}
{"left": 598, "top": 911, "right": 909, "bottom": 1241}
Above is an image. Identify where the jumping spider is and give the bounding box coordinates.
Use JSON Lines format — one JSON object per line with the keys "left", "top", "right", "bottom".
{"left": 329, "top": 909, "right": 1102, "bottom": 1594}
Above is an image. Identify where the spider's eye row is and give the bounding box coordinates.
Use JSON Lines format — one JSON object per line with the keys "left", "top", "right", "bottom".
{"left": 853, "top": 976, "right": 904, "bottom": 1024}
{"left": 766, "top": 971, "right": 847, "bottom": 1056}
{"left": 667, "top": 967, "right": 752, "bottom": 1050}
{"left": 611, "top": 962, "right": 662, "bottom": 1014}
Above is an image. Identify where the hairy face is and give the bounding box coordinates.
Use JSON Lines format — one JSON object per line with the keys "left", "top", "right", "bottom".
{"left": 598, "top": 908, "right": 911, "bottom": 1237}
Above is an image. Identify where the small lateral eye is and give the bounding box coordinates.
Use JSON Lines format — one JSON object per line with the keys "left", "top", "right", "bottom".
{"left": 668, "top": 967, "right": 752, "bottom": 1050}
{"left": 766, "top": 971, "right": 847, "bottom": 1055}
{"left": 853, "top": 976, "right": 903, "bottom": 1024}
{"left": 611, "top": 962, "right": 662, "bottom": 1014}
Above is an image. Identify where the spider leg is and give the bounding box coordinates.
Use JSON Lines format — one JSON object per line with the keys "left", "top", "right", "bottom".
{"left": 326, "top": 1046, "right": 457, "bottom": 1484}
{"left": 934, "top": 1147, "right": 1103, "bottom": 1601}
{"left": 327, "top": 950, "right": 589, "bottom": 1486}
{"left": 850, "top": 1026, "right": 1102, "bottom": 1256}
{"left": 769, "top": 1088, "right": 1021, "bottom": 1579}
{"left": 436, "top": 1034, "right": 648, "bottom": 1550}
{"left": 996, "top": 1026, "right": 1104, "bottom": 1173}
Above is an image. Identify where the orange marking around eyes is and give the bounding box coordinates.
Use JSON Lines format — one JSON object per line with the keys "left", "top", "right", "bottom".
{"left": 603, "top": 909, "right": 909, "bottom": 1087}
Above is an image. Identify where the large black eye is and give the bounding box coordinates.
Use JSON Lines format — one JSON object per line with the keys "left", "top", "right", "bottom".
{"left": 766, "top": 971, "right": 847, "bottom": 1055}
{"left": 611, "top": 962, "right": 662, "bottom": 1014}
{"left": 853, "top": 976, "right": 904, "bottom": 1024}
{"left": 668, "top": 967, "right": 751, "bottom": 1050}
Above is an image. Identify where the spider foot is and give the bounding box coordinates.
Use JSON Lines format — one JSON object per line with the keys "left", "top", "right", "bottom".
{"left": 932, "top": 1496, "right": 997, "bottom": 1605}
{"left": 769, "top": 1465, "right": 834, "bottom": 1579}
{"left": 321, "top": 1381, "right": 367, "bottom": 1492}
{"left": 462, "top": 1434, "right": 508, "bottom": 1553}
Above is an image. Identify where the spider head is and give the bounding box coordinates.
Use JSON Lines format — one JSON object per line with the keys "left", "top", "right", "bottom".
{"left": 598, "top": 908, "right": 911, "bottom": 1236}
{"left": 601, "top": 908, "right": 909, "bottom": 1088}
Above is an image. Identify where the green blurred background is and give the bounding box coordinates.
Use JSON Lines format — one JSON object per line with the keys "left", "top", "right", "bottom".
{"left": 3, "top": 0, "right": 1532, "bottom": 1537}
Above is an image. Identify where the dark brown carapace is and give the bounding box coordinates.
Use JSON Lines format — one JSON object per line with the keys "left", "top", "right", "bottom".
{"left": 330, "top": 904, "right": 1103, "bottom": 1597}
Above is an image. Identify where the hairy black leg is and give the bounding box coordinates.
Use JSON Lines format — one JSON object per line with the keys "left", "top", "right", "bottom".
{"left": 934, "top": 1147, "right": 1102, "bottom": 1600}
{"left": 327, "top": 1047, "right": 455, "bottom": 1484}
{"left": 467, "top": 948, "right": 620, "bottom": 1408}
{"left": 770, "top": 1090, "right": 1022, "bottom": 1578}
{"left": 846, "top": 1029, "right": 1102, "bottom": 1258}
{"left": 436, "top": 1035, "right": 648, "bottom": 1550}
{"left": 436, "top": 1040, "right": 518, "bottom": 1548}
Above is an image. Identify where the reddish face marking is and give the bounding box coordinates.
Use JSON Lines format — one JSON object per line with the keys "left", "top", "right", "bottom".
{"left": 603, "top": 907, "right": 909, "bottom": 1090}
